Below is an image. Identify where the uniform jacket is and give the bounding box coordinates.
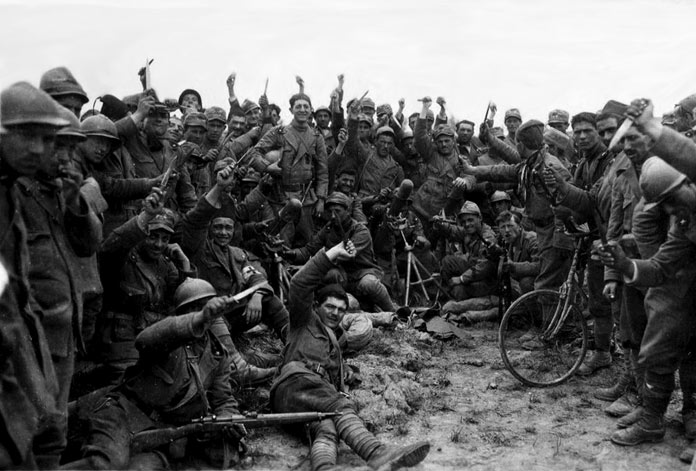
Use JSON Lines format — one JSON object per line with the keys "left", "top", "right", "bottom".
{"left": 346, "top": 117, "right": 404, "bottom": 198}
{"left": 650, "top": 126, "right": 696, "bottom": 182}
{"left": 507, "top": 229, "right": 540, "bottom": 279}
{"left": 123, "top": 314, "right": 237, "bottom": 424}
{"left": 572, "top": 141, "right": 610, "bottom": 190}
{"left": 16, "top": 177, "right": 101, "bottom": 356}
{"left": 273, "top": 250, "right": 346, "bottom": 391}
{"left": 412, "top": 117, "right": 467, "bottom": 219}
{"left": 438, "top": 222, "right": 497, "bottom": 283}
{"left": 293, "top": 217, "right": 382, "bottom": 281}
{"left": 249, "top": 120, "right": 328, "bottom": 207}
{"left": 182, "top": 196, "right": 273, "bottom": 298}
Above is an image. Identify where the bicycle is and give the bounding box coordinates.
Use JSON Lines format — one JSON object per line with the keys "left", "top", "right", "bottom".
{"left": 498, "top": 230, "right": 591, "bottom": 387}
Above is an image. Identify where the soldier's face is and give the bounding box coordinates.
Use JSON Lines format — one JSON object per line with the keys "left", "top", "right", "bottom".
{"left": 315, "top": 111, "right": 330, "bottom": 129}
{"left": 621, "top": 128, "right": 650, "bottom": 170}
{"left": 229, "top": 116, "right": 246, "bottom": 137}
{"left": 546, "top": 142, "right": 565, "bottom": 158}
{"left": 403, "top": 137, "right": 415, "bottom": 153}
{"left": 597, "top": 117, "right": 619, "bottom": 147}
{"left": 1, "top": 125, "right": 57, "bottom": 177}
{"left": 329, "top": 205, "right": 350, "bottom": 225}
{"left": 142, "top": 230, "right": 170, "bottom": 260}
{"left": 499, "top": 219, "right": 521, "bottom": 244}
{"left": 207, "top": 121, "right": 225, "bottom": 142}
{"left": 55, "top": 95, "right": 84, "bottom": 118}
{"left": 375, "top": 135, "right": 394, "bottom": 157}
{"left": 505, "top": 117, "right": 521, "bottom": 134}
{"left": 42, "top": 136, "right": 77, "bottom": 179}
{"left": 210, "top": 217, "right": 235, "bottom": 247}
{"left": 246, "top": 108, "right": 261, "bottom": 127}
{"left": 180, "top": 94, "right": 201, "bottom": 112}
{"left": 144, "top": 111, "right": 169, "bottom": 138}
{"left": 80, "top": 136, "right": 113, "bottom": 164}
{"left": 183, "top": 126, "right": 206, "bottom": 145}
{"left": 459, "top": 214, "right": 481, "bottom": 235}
{"left": 316, "top": 295, "right": 347, "bottom": 330}
{"left": 408, "top": 116, "right": 417, "bottom": 131}
{"left": 362, "top": 107, "right": 375, "bottom": 119}
{"left": 435, "top": 136, "right": 454, "bottom": 155}
{"left": 291, "top": 99, "right": 311, "bottom": 124}
{"left": 492, "top": 200, "right": 511, "bottom": 216}
{"left": 572, "top": 121, "right": 600, "bottom": 150}
{"left": 166, "top": 118, "right": 183, "bottom": 145}
{"left": 336, "top": 174, "right": 355, "bottom": 194}
{"left": 457, "top": 124, "right": 474, "bottom": 144}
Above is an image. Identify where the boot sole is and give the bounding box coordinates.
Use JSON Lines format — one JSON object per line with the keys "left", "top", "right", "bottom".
{"left": 611, "top": 432, "right": 664, "bottom": 446}
{"left": 372, "top": 442, "right": 430, "bottom": 471}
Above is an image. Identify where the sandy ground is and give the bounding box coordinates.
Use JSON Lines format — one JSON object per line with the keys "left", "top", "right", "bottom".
{"left": 240, "top": 324, "right": 691, "bottom": 471}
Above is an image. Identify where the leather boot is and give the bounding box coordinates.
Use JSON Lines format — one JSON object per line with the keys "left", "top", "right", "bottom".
{"left": 577, "top": 350, "right": 612, "bottom": 376}
{"left": 605, "top": 389, "right": 639, "bottom": 417}
{"left": 611, "top": 387, "right": 669, "bottom": 446}
{"left": 595, "top": 355, "right": 633, "bottom": 402}
{"left": 616, "top": 406, "right": 643, "bottom": 429}
{"left": 366, "top": 441, "right": 431, "bottom": 470}
{"left": 309, "top": 419, "right": 338, "bottom": 471}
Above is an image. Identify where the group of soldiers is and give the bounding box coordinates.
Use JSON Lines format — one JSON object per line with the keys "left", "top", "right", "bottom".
{"left": 2, "top": 64, "right": 696, "bottom": 470}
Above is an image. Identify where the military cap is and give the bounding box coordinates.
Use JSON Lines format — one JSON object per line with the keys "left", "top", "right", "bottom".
{"left": 1, "top": 81, "right": 69, "bottom": 128}
{"left": 490, "top": 191, "right": 511, "bottom": 204}
{"left": 640, "top": 157, "right": 688, "bottom": 210}
{"left": 361, "top": 97, "right": 376, "bottom": 111}
{"left": 490, "top": 126, "right": 505, "bottom": 138}
{"left": 547, "top": 109, "right": 569, "bottom": 125}
{"left": 376, "top": 104, "right": 392, "bottom": 116}
{"left": 357, "top": 113, "right": 373, "bottom": 126}
{"left": 313, "top": 106, "right": 331, "bottom": 116}
{"left": 458, "top": 201, "right": 481, "bottom": 217}
{"left": 122, "top": 93, "right": 142, "bottom": 111}
{"left": 183, "top": 112, "right": 207, "bottom": 130}
{"left": 433, "top": 124, "right": 455, "bottom": 140}
{"left": 504, "top": 108, "right": 522, "bottom": 121}
{"left": 148, "top": 210, "right": 176, "bottom": 234}
{"left": 601, "top": 100, "right": 628, "bottom": 117}
{"left": 375, "top": 126, "right": 395, "bottom": 138}
{"left": 242, "top": 99, "right": 260, "bottom": 115}
{"left": 56, "top": 105, "right": 86, "bottom": 140}
{"left": 544, "top": 126, "right": 570, "bottom": 149}
{"left": 205, "top": 106, "right": 227, "bottom": 124}
{"left": 317, "top": 283, "right": 349, "bottom": 306}
{"left": 39, "top": 66, "right": 88, "bottom": 104}
{"left": 178, "top": 88, "right": 202, "bottom": 109}
{"left": 325, "top": 192, "right": 352, "bottom": 209}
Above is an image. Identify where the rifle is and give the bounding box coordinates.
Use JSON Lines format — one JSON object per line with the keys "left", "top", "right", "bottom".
{"left": 159, "top": 139, "right": 199, "bottom": 203}
{"left": 497, "top": 237, "right": 512, "bottom": 321}
{"left": 131, "top": 411, "right": 341, "bottom": 454}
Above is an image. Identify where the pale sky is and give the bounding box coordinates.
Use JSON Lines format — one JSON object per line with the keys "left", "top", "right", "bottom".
{"left": 1, "top": 0, "right": 695, "bottom": 126}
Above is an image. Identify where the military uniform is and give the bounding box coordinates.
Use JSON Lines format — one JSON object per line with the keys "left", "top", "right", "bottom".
{"left": 249, "top": 121, "right": 328, "bottom": 245}
{"left": 71, "top": 313, "right": 239, "bottom": 469}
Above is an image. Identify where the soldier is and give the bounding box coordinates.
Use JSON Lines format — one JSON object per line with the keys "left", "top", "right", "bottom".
{"left": 202, "top": 106, "right": 237, "bottom": 162}
{"left": 393, "top": 127, "right": 426, "bottom": 189}
{"left": 496, "top": 210, "right": 539, "bottom": 296}
{"left": 411, "top": 97, "right": 467, "bottom": 224}
{"left": 0, "top": 81, "right": 69, "bottom": 468}
{"left": 65, "top": 283, "right": 244, "bottom": 470}
{"left": 96, "top": 190, "right": 195, "bottom": 384}
{"left": 283, "top": 192, "right": 396, "bottom": 312}
{"left": 181, "top": 112, "right": 214, "bottom": 197}
{"left": 437, "top": 201, "right": 498, "bottom": 300}
{"left": 503, "top": 108, "right": 522, "bottom": 148}
{"left": 547, "top": 109, "right": 570, "bottom": 133}
{"left": 40, "top": 66, "right": 89, "bottom": 117}
{"left": 599, "top": 157, "right": 696, "bottom": 447}
{"left": 596, "top": 112, "right": 621, "bottom": 149}
{"left": 332, "top": 166, "right": 367, "bottom": 224}
{"left": 271, "top": 240, "right": 430, "bottom": 471}
{"left": 460, "top": 119, "right": 573, "bottom": 292}
{"left": 248, "top": 92, "right": 329, "bottom": 246}
{"left": 115, "top": 94, "right": 198, "bottom": 215}
{"left": 181, "top": 168, "right": 288, "bottom": 384}
{"left": 16, "top": 105, "right": 102, "bottom": 463}
{"left": 456, "top": 119, "right": 486, "bottom": 163}
{"left": 178, "top": 87, "right": 203, "bottom": 114}
{"left": 314, "top": 105, "right": 335, "bottom": 153}
{"left": 477, "top": 127, "right": 513, "bottom": 166}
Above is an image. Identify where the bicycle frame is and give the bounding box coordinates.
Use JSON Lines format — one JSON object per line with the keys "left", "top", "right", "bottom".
{"left": 543, "top": 235, "right": 589, "bottom": 338}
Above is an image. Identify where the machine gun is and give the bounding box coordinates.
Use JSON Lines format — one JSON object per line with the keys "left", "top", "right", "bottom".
{"left": 131, "top": 411, "right": 341, "bottom": 454}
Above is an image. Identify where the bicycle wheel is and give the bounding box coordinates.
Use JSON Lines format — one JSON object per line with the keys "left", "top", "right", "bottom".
{"left": 499, "top": 289, "right": 588, "bottom": 387}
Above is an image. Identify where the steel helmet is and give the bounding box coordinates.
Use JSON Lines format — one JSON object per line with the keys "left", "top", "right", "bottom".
{"left": 174, "top": 277, "right": 217, "bottom": 311}
{"left": 490, "top": 191, "right": 511, "bottom": 204}
{"left": 640, "top": 157, "right": 688, "bottom": 210}
{"left": 56, "top": 105, "right": 86, "bottom": 140}
{"left": 1, "top": 82, "right": 70, "bottom": 128}
{"left": 39, "top": 66, "right": 88, "bottom": 104}
{"left": 81, "top": 115, "right": 120, "bottom": 145}
{"left": 458, "top": 201, "right": 481, "bottom": 217}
